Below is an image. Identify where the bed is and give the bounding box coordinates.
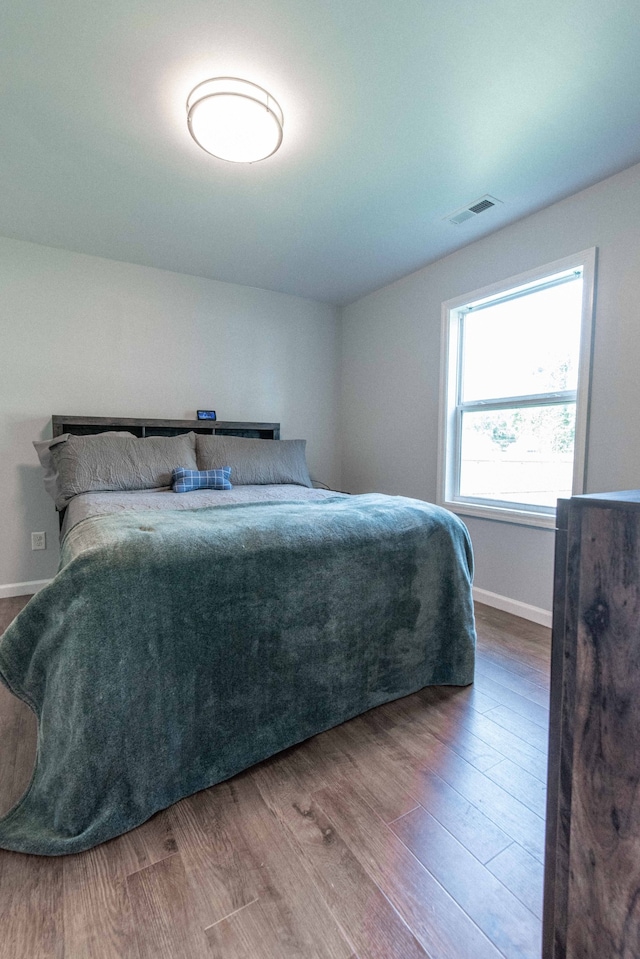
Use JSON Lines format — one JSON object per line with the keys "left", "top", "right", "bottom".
{"left": 0, "top": 415, "right": 476, "bottom": 856}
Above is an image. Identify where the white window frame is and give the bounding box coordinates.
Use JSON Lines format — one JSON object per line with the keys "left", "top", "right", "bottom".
{"left": 437, "top": 249, "right": 596, "bottom": 529}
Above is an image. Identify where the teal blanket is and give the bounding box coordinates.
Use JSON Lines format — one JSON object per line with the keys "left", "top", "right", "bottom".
{"left": 0, "top": 494, "right": 475, "bottom": 855}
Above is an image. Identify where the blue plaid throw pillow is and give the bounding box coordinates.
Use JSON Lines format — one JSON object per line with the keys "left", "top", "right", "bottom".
{"left": 172, "top": 466, "right": 232, "bottom": 493}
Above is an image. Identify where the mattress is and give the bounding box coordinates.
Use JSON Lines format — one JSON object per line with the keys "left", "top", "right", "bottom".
{"left": 61, "top": 484, "right": 344, "bottom": 536}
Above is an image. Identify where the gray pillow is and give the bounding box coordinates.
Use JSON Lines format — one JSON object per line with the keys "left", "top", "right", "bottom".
{"left": 196, "top": 435, "right": 312, "bottom": 487}
{"left": 34, "top": 432, "right": 135, "bottom": 507}
{"left": 43, "top": 432, "right": 197, "bottom": 508}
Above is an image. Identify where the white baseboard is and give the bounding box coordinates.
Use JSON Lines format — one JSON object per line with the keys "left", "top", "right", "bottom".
{"left": 473, "top": 586, "right": 552, "bottom": 629}
{"left": 0, "top": 579, "right": 51, "bottom": 600}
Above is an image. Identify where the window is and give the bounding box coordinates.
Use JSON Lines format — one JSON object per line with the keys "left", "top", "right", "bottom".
{"left": 438, "top": 250, "right": 596, "bottom": 528}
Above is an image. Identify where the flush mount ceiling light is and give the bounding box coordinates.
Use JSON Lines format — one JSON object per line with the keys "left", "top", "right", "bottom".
{"left": 186, "top": 77, "right": 284, "bottom": 163}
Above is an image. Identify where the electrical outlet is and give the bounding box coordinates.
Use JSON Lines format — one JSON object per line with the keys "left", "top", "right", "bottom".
{"left": 31, "top": 531, "right": 46, "bottom": 550}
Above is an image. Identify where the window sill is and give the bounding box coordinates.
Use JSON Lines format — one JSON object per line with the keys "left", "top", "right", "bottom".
{"left": 440, "top": 498, "right": 557, "bottom": 530}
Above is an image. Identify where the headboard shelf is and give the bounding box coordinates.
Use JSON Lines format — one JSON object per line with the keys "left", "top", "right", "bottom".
{"left": 52, "top": 415, "right": 280, "bottom": 441}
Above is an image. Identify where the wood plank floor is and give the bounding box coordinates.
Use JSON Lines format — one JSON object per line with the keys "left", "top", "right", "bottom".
{"left": 0, "top": 598, "right": 550, "bottom": 959}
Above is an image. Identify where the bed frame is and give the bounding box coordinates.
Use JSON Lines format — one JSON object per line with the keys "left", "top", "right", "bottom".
{"left": 52, "top": 415, "right": 280, "bottom": 440}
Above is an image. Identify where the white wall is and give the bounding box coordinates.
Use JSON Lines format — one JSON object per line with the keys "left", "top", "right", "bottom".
{"left": 340, "top": 161, "right": 640, "bottom": 614}
{"left": 1, "top": 236, "right": 340, "bottom": 592}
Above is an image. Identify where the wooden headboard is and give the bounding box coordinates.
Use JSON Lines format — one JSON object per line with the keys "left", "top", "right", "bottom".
{"left": 52, "top": 415, "right": 280, "bottom": 440}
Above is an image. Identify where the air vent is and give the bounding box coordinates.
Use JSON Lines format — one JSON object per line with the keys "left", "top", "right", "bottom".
{"left": 468, "top": 198, "right": 495, "bottom": 214}
{"left": 444, "top": 195, "right": 503, "bottom": 226}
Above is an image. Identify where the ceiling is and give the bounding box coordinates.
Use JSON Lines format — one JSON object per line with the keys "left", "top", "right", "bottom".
{"left": 2, "top": 0, "right": 640, "bottom": 306}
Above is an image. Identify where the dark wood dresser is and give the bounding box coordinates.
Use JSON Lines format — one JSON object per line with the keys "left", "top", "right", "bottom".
{"left": 543, "top": 491, "right": 640, "bottom": 959}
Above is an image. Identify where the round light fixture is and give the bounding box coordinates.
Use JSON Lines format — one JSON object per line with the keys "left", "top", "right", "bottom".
{"left": 186, "top": 77, "right": 284, "bottom": 163}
